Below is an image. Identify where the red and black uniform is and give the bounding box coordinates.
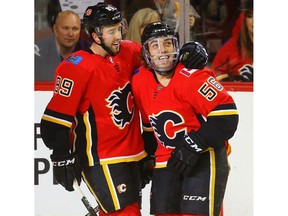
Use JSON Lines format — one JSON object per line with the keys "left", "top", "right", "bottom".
{"left": 211, "top": 36, "right": 253, "bottom": 81}
{"left": 131, "top": 63, "right": 239, "bottom": 215}
{"left": 41, "top": 41, "right": 146, "bottom": 213}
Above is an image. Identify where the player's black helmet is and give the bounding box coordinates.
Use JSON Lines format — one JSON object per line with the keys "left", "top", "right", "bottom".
{"left": 141, "top": 22, "right": 179, "bottom": 75}
{"left": 83, "top": 2, "right": 122, "bottom": 37}
{"left": 141, "top": 22, "right": 178, "bottom": 44}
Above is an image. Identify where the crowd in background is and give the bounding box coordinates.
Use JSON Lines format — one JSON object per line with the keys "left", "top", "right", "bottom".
{"left": 35, "top": 0, "right": 253, "bottom": 83}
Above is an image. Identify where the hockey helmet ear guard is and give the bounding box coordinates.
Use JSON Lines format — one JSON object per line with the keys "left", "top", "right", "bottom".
{"left": 83, "top": 2, "right": 122, "bottom": 38}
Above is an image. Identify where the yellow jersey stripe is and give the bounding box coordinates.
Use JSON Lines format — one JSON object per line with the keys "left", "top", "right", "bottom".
{"left": 42, "top": 114, "right": 72, "bottom": 128}
{"left": 100, "top": 151, "right": 147, "bottom": 165}
{"left": 83, "top": 112, "right": 94, "bottom": 166}
{"left": 142, "top": 126, "right": 153, "bottom": 132}
{"left": 103, "top": 165, "right": 120, "bottom": 210}
{"left": 81, "top": 171, "right": 106, "bottom": 212}
{"left": 208, "top": 109, "right": 238, "bottom": 117}
{"left": 209, "top": 149, "right": 216, "bottom": 216}
{"left": 155, "top": 161, "right": 167, "bottom": 169}
{"left": 72, "top": 117, "right": 78, "bottom": 152}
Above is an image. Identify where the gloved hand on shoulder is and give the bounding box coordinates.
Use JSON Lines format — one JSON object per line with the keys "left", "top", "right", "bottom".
{"left": 179, "top": 41, "right": 208, "bottom": 69}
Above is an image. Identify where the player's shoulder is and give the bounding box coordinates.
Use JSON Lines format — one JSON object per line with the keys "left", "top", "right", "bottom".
{"left": 56, "top": 50, "right": 97, "bottom": 74}
{"left": 175, "top": 65, "right": 219, "bottom": 89}
{"left": 132, "top": 66, "right": 150, "bottom": 84}
{"left": 176, "top": 64, "right": 214, "bottom": 80}
{"left": 131, "top": 67, "right": 150, "bottom": 94}
{"left": 121, "top": 39, "right": 140, "bottom": 46}
{"left": 133, "top": 66, "right": 150, "bottom": 76}
{"left": 120, "top": 40, "right": 141, "bottom": 51}
{"left": 132, "top": 66, "right": 142, "bottom": 80}
{"left": 63, "top": 50, "right": 93, "bottom": 66}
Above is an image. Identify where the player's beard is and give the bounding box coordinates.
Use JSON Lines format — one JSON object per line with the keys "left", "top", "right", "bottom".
{"left": 101, "top": 40, "right": 121, "bottom": 56}
{"left": 111, "top": 42, "right": 120, "bottom": 55}
{"left": 109, "top": 41, "right": 121, "bottom": 55}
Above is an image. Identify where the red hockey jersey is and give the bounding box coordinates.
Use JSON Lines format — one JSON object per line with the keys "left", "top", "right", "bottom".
{"left": 131, "top": 64, "right": 238, "bottom": 167}
{"left": 42, "top": 41, "right": 147, "bottom": 166}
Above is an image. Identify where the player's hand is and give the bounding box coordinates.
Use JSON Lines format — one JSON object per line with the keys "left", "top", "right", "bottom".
{"left": 179, "top": 41, "right": 208, "bottom": 69}
{"left": 139, "top": 155, "right": 155, "bottom": 188}
{"left": 167, "top": 142, "right": 200, "bottom": 176}
{"left": 50, "top": 153, "right": 82, "bottom": 191}
{"left": 167, "top": 132, "right": 207, "bottom": 176}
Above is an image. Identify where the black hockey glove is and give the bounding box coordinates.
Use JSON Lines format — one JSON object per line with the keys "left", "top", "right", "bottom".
{"left": 139, "top": 155, "right": 155, "bottom": 188}
{"left": 50, "top": 153, "right": 82, "bottom": 191}
{"left": 167, "top": 132, "right": 208, "bottom": 176}
{"left": 179, "top": 41, "right": 208, "bottom": 69}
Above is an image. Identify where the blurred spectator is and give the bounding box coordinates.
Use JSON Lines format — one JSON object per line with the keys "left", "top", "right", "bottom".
{"left": 210, "top": 0, "right": 253, "bottom": 82}
{"left": 206, "top": 0, "right": 227, "bottom": 24}
{"left": 231, "top": 11, "right": 244, "bottom": 37}
{"left": 125, "top": 0, "right": 200, "bottom": 36}
{"left": 125, "top": 8, "right": 161, "bottom": 44}
{"left": 35, "top": 10, "right": 91, "bottom": 82}
{"left": 190, "top": 0, "right": 241, "bottom": 63}
{"left": 175, "top": 0, "right": 200, "bottom": 39}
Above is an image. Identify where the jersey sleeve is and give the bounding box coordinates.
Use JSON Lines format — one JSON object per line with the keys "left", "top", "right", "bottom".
{"left": 40, "top": 55, "right": 92, "bottom": 154}
{"left": 46, "top": 59, "right": 92, "bottom": 118}
{"left": 185, "top": 70, "right": 239, "bottom": 148}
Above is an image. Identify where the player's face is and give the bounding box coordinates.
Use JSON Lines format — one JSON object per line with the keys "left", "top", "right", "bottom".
{"left": 54, "top": 14, "right": 81, "bottom": 49}
{"left": 148, "top": 37, "right": 176, "bottom": 69}
{"left": 101, "top": 23, "right": 122, "bottom": 54}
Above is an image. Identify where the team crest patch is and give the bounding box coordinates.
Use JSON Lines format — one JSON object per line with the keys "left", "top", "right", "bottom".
{"left": 66, "top": 55, "right": 83, "bottom": 65}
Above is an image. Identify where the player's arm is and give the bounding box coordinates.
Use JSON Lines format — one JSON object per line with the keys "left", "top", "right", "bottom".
{"left": 167, "top": 104, "right": 238, "bottom": 176}
{"left": 133, "top": 88, "right": 157, "bottom": 188}
{"left": 140, "top": 123, "right": 157, "bottom": 188}
{"left": 168, "top": 75, "right": 239, "bottom": 175}
{"left": 140, "top": 107, "right": 158, "bottom": 188}
{"left": 187, "top": 73, "right": 239, "bottom": 148}
{"left": 196, "top": 103, "right": 239, "bottom": 147}
{"left": 40, "top": 109, "right": 82, "bottom": 191}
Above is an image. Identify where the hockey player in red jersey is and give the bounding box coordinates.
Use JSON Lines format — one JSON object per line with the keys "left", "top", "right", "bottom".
{"left": 40, "top": 2, "right": 210, "bottom": 216}
{"left": 40, "top": 3, "right": 145, "bottom": 215}
{"left": 131, "top": 22, "right": 239, "bottom": 215}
